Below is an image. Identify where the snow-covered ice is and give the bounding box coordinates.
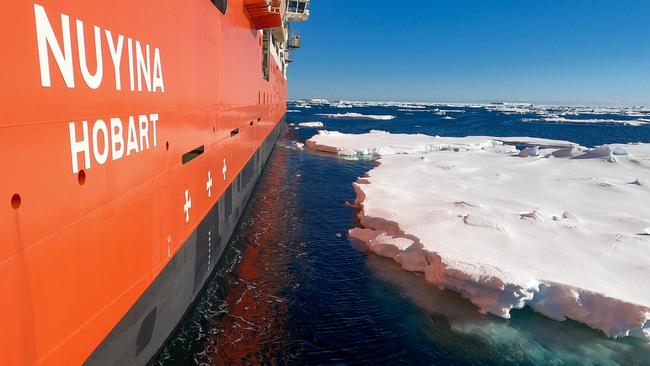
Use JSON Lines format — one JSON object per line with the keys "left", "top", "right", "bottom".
{"left": 397, "top": 108, "right": 429, "bottom": 112}
{"left": 305, "top": 130, "right": 513, "bottom": 158}
{"left": 484, "top": 136, "right": 582, "bottom": 149}
{"left": 297, "top": 121, "right": 325, "bottom": 128}
{"left": 316, "top": 112, "right": 396, "bottom": 121}
{"left": 434, "top": 108, "right": 466, "bottom": 114}
{"left": 307, "top": 130, "right": 650, "bottom": 341}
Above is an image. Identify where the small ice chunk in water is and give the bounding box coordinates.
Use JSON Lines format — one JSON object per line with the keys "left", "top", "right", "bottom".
{"left": 298, "top": 122, "right": 325, "bottom": 128}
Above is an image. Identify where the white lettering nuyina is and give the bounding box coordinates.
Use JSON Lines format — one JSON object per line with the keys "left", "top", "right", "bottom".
{"left": 34, "top": 4, "right": 165, "bottom": 92}
{"left": 68, "top": 114, "right": 159, "bottom": 173}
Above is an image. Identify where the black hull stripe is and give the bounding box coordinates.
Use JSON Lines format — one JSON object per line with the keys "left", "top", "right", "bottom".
{"left": 85, "top": 119, "right": 285, "bottom": 365}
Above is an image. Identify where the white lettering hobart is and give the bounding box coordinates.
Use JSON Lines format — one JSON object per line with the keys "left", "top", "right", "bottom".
{"left": 69, "top": 114, "right": 159, "bottom": 173}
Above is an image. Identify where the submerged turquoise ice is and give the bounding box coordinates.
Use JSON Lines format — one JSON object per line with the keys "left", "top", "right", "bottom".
{"left": 155, "top": 101, "right": 650, "bottom": 365}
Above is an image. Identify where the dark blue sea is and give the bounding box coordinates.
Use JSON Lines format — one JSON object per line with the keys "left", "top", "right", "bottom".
{"left": 154, "top": 102, "right": 650, "bottom": 366}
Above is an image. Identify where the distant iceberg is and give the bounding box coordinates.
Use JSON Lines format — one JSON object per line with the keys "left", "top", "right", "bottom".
{"left": 306, "top": 130, "right": 650, "bottom": 341}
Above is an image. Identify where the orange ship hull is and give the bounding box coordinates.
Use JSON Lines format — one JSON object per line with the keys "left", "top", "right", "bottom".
{"left": 0, "top": 1, "right": 292, "bottom": 364}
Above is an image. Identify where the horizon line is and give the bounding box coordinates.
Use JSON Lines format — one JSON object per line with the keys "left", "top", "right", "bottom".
{"left": 287, "top": 97, "right": 648, "bottom": 108}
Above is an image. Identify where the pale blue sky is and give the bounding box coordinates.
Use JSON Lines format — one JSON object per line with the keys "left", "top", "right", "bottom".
{"left": 288, "top": 0, "right": 650, "bottom": 105}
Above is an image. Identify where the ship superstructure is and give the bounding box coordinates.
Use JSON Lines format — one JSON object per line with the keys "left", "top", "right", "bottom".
{"left": 0, "top": 0, "right": 309, "bottom": 364}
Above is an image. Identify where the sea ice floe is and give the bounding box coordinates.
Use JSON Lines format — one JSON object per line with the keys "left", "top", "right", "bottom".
{"left": 307, "top": 130, "right": 650, "bottom": 341}
{"left": 305, "top": 130, "right": 512, "bottom": 158}
{"left": 297, "top": 121, "right": 325, "bottom": 128}
{"left": 316, "top": 112, "right": 396, "bottom": 121}
{"left": 522, "top": 116, "right": 649, "bottom": 126}
{"left": 434, "top": 108, "right": 465, "bottom": 115}
{"left": 291, "top": 99, "right": 647, "bottom": 118}
{"left": 484, "top": 103, "right": 650, "bottom": 119}
{"left": 397, "top": 108, "right": 429, "bottom": 112}
{"left": 289, "top": 99, "right": 650, "bottom": 126}
{"left": 484, "top": 136, "right": 582, "bottom": 149}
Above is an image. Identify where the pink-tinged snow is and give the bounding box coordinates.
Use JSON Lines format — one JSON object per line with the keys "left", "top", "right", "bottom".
{"left": 316, "top": 112, "right": 396, "bottom": 120}
{"left": 307, "top": 130, "right": 650, "bottom": 341}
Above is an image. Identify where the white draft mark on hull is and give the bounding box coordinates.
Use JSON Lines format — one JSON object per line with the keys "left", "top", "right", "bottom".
{"left": 184, "top": 190, "right": 192, "bottom": 223}
{"left": 206, "top": 171, "right": 213, "bottom": 197}
{"left": 222, "top": 159, "right": 228, "bottom": 181}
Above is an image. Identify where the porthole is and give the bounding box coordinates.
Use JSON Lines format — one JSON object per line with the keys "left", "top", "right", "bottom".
{"left": 78, "top": 170, "right": 86, "bottom": 185}
{"left": 11, "top": 194, "right": 21, "bottom": 209}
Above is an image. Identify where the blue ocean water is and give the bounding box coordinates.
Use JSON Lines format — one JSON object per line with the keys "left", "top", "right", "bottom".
{"left": 154, "top": 102, "right": 650, "bottom": 365}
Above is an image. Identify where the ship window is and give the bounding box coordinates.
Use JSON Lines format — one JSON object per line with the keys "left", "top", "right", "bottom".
{"left": 288, "top": 0, "right": 308, "bottom": 14}
{"left": 211, "top": 0, "right": 227, "bottom": 14}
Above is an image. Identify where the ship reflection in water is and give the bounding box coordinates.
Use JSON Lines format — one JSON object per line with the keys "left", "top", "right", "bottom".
{"left": 155, "top": 127, "right": 649, "bottom": 365}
